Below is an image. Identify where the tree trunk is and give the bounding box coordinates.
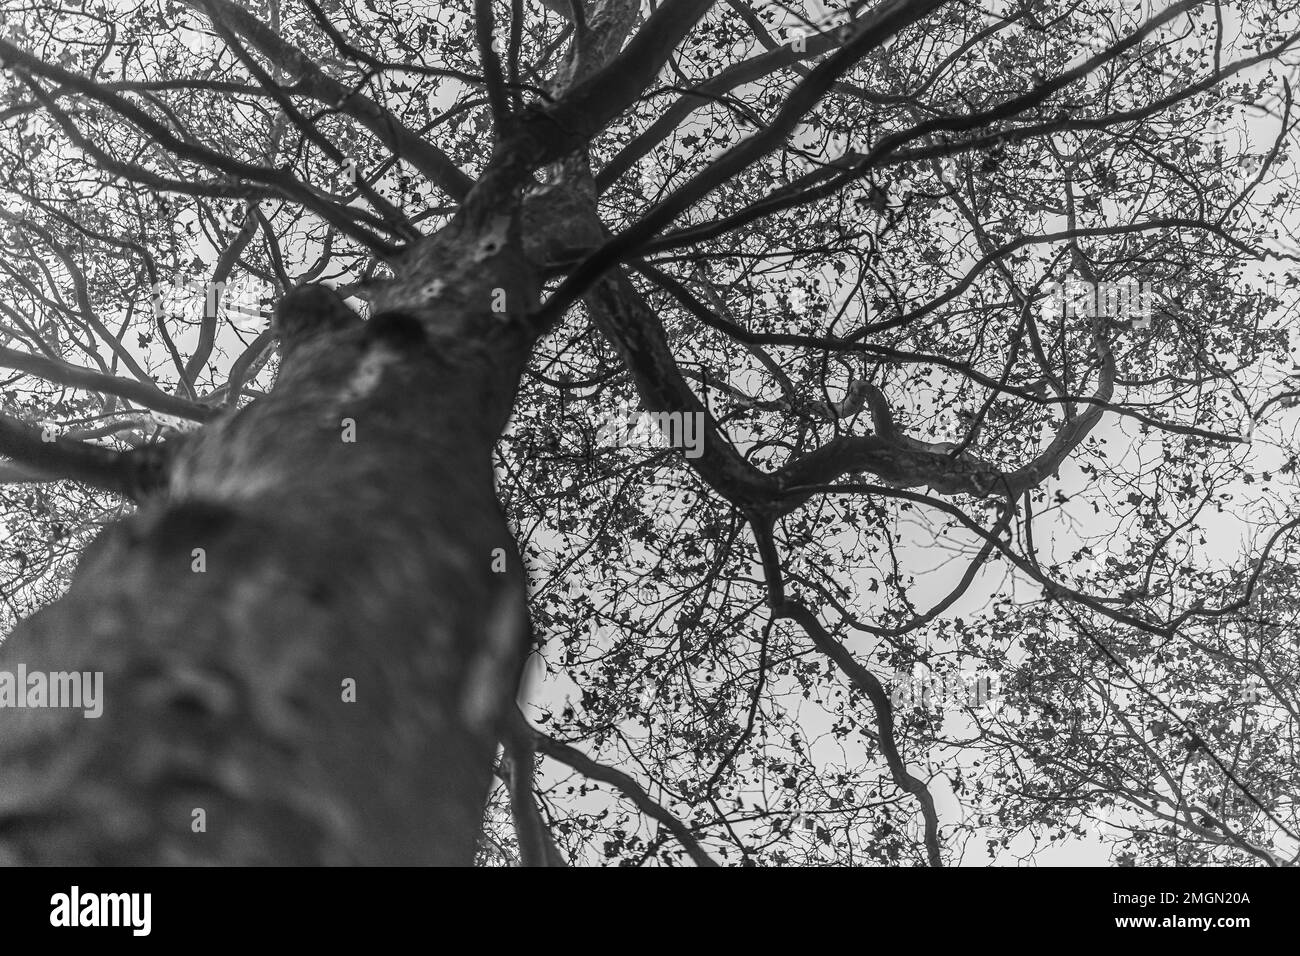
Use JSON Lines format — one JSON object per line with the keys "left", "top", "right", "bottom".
{"left": 0, "top": 216, "right": 539, "bottom": 865}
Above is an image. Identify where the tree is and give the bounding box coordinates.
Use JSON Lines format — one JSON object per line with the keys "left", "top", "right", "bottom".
{"left": 0, "top": 0, "right": 1297, "bottom": 866}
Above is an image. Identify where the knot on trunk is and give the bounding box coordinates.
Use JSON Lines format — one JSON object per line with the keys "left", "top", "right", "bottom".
{"left": 273, "top": 285, "right": 361, "bottom": 357}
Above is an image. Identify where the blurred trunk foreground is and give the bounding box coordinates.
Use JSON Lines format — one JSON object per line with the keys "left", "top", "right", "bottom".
{"left": 0, "top": 208, "right": 541, "bottom": 864}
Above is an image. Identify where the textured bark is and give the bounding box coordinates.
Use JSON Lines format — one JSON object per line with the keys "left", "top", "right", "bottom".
{"left": 0, "top": 0, "right": 669, "bottom": 870}
{"left": 0, "top": 219, "right": 539, "bottom": 865}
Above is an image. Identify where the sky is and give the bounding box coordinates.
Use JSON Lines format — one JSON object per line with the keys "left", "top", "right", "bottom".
{"left": 4, "top": 0, "right": 1298, "bottom": 864}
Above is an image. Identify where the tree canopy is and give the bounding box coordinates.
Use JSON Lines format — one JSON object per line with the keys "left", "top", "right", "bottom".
{"left": 1, "top": 0, "right": 1299, "bottom": 866}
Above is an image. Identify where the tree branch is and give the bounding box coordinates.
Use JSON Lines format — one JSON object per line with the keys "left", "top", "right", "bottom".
{"left": 531, "top": 718, "right": 721, "bottom": 867}
{"left": 0, "top": 346, "right": 216, "bottom": 423}
{"left": 775, "top": 598, "right": 943, "bottom": 866}
{"left": 188, "top": 0, "right": 474, "bottom": 201}
{"left": 0, "top": 414, "right": 173, "bottom": 501}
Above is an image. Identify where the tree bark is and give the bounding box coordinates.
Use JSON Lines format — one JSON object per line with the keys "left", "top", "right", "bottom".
{"left": 0, "top": 216, "right": 539, "bottom": 865}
